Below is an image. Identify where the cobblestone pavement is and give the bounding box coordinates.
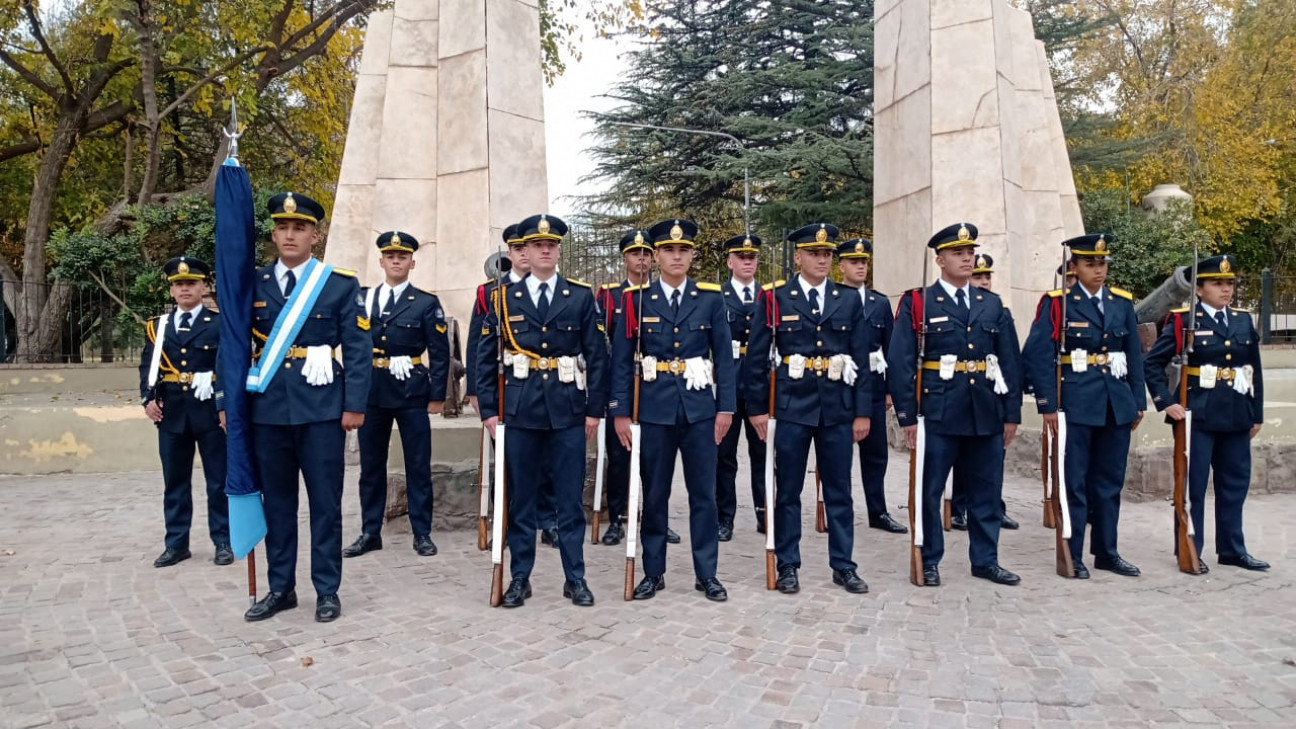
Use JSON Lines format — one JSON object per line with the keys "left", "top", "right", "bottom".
{"left": 2, "top": 451, "right": 1294, "bottom": 729}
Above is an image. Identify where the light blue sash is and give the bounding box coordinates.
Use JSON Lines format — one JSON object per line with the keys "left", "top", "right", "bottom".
{"left": 245, "top": 258, "right": 333, "bottom": 392}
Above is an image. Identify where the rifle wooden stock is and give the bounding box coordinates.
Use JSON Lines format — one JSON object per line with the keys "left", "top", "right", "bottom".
{"left": 814, "top": 466, "right": 826, "bottom": 533}
{"left": 1047, "top": 426, "right": 1073, "bottom": 577}
{"left": 489, "top": 563, "right": 503, "bottom": 606}
{"left": 1173, "top": 365, "right": 1203, "bottom": 574}
{"left": 247, "top": 548, "right": 257, "bottom": 609}
{"left": 1041, "top": 427, "right": 1055, "bottom": 529}
{"left": 476, "top": 426, "right": 490, "bottom": 551}
{"left": 591, "top": 418, "right": 607, "bottom": 544}
{"left": 942, "top": 495, "right": 952, "bottom": 532}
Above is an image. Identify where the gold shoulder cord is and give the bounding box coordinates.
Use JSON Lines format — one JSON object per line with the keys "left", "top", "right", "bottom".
{"left": 496, "top": 283, "right": 539, "bottom": 360}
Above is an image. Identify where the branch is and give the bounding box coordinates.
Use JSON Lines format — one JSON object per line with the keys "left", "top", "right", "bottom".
{"left": 87, "top": 270, "right": 146, "bottom": 325}
{"left": 21, "top": 0, "right": 75, "bottom": 95}
{"left": 0, "top": 138, "right": 42, "bottom": 163}
{"left": 281, "top": 0, "right": 369, "bottom": 50}
{"left": 0, "top": 46, "right": 57, "bottom": 98}
{"left": 158, "top": 45, "right": 273, "bottom": 120}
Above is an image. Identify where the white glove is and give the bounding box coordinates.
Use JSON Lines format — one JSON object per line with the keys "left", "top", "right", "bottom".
{"left": 1070, "top": 349, "right": 1089, "bottom": 373}
{"left": 557, "top": 356, "right": 576, "bottom": 384}
{"left": 302, "top": 345, "right": 335, "bottom": 386}
{"left": 683, "top": 357, "right": 712, "bottom": 391}
{"left": 787, "top": 354, "right": 806, "bottom": 380}
{"left": 939, "top": 354, "right": 957, "bottom": 380}
{"left": 512, "top": 355, "right": 530, "bottom": 379}
{"left": 641, "top": 355, "right": 658, "bottom": 382}
{"left": 1108, "top": 351, "right": 1128, "bottom": 380}
{"left": 869, "top": 348, "right": 887, "bottom": 375}
{"left": 191, "top": 371, "right": 215, "bottom": 401}
{"left": 732, "top": 340, "right": 742, "bottom": 360}
{"left": 1233, "top": 364, "right": 1255, "bottom": 396}
{"left": 827, "top": 355, "right": 843, "bottom": 381}
{"left": 574, "top": 354, "right": 587, "bottom": 391}
{"left": 985, "top": 354, "right": 1009, "bottom": 395}
{"left": 388, "top": 355, "right": 413, "bottom": 381}
{"left": 841, "top": 354, "right": 859, "bottom": 386}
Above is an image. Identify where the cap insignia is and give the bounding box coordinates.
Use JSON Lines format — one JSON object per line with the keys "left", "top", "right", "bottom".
{"left": 855, "top": 242, "right": 865, "bottom": 254}
{"left": 957, "top": 225, "right": 970, "bottom": 241}
{"left": 1095, "top": 236, "right": 1107, "bottom": 252}
{"left": 670, "top": 224, "right": 683, "bottom": 241}
{"left": 177, "top": 261, "right": 190, "bottom": 275}
{"left": 1220, "top": 259, "right": 1232, "bottom": 274}
{"left": 815, "top": 227, "right": 828, "bottom": 243}
{"left": 634, "top": 232, "right": 644, "bottom": 246}
{"left": 283, "top": 193, "right": 297, "bottom": 214}
{"left": 538, "top": 217, "right": 551, "bottom": 235}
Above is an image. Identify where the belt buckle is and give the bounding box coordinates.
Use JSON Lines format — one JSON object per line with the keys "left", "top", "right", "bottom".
{"left": 810, "top": 356, "right": 824, "bottom": 371}
{"left": 537, "top": 358, "right": 551, "bottom": 370}
{"left": 668, "top": 359, "right": 684, "bottom": 375}
{"left": 1094, "top": 353, "right": 1108, "bottom": 365}
{"left": 179, "top": 372, "right": 193, "bottom": 383}
{"left": 375, "top": 357, "right": 389, "bottom": 368}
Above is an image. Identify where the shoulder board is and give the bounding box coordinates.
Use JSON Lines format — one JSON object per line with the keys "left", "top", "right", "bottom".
{"left": 478, "top": 279, "right": 494, "bottom": 287}
{"left": 903, "top": 287, "right": 922, "bottom": 296}
{"left": 696, "top": 282, "right": 721, "bottom": 292}
{"left": 1232, "top": 307, "right": 1251, "bottom": 313}
{"left": 1170, "top": 307, "right": 1189, "bottom": 313}
{"left": 331, "top": 267, "right": 356, "bottom": 277}
{"left": 1109, "top": 287, "right": 1133, "bottom": 300}
{"left": 1047, "top": 289, "right": 1064, "bottom": 297}
{"left": 870, "top": 289, "right": 887, "bottom": 299}
{"left": 625, "top": 283, "right": 649, "bottom": 292}
{"left": 566, "top": 278, "right": 592, "bottom": 288}
{"left": 603, "top": 282, "right": 622, "bottom": 289}
{"left": 762, "top": 280, "right": 786, "bottom": 291}
{"left": 410, "top": 285, "right": 435, "bottom": 296}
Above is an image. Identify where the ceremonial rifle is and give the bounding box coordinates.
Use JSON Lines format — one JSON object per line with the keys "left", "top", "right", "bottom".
{"left": 487, "top": 256, "right": 513, "bottom": 606}
{"left": 477, "top": 252, "right": 509, "bottom": 551}
{"left": 1047, "top": 246, "right": 1075, "bottom": 577}
{"left": 624, "top": 277, "right": 649, "bottom": 600}
{"left": 763, "top": 282, "right": 778, "bottom": 590}
{"left": 1172, "top": 247, "right": 1203, "bottom": 574}
{"left": 907, "top": 252, "right": 930, "bottom": 586}
{"left": 590, "top": 285, "right": 613, "bottom": 544}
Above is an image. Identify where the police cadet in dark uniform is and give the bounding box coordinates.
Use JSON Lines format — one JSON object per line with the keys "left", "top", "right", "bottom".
{"left": 1144, "top": 254, "right": 1269, "bottom": 572}
{"left": 1024, "top": 234, "right": 1146, "bottom": 578}
{"left": 745, "top": 223, "right": 873, "bottom": 595}
{"left": 593, "top": 229, "right": 653, "bottom": 546}
{"left": 468, "top": 225, "right": 561, "bottom": 548}
{"left": 835, "top": 237, "right": 907, "bottom": 535}
{"left": 243, "top": 192, "right": 371, "bottom": 623}
{"left": 612, "top": 218, "right": 733, "bottom": 602}
{"left": 476, "top": 214, "right": 608, "bottom": 607}
{"left": 343, "top": 232, "right": 451, "bottom": 559}
{"left": 140, "top": 256, "right": 231, "bottom": 568}
{"left": 716, "top": 232, "right": 768, "bottom": 540}
{"left": 949, "top": 253, "right": 1019, "bottom": 531}
{"left": 889, "top": 223, "right": 1023, "bottom": 587}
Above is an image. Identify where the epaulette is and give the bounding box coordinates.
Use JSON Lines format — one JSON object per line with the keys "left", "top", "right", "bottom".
{"left": 762, "top": 280, "right": 786, "bottom": 291}
{"left": 1110, "top": 287, "right": 1133, "bottom": 300}
{"left": 626, "top": 283, "right": 649, "bottom": 292}
{"left": 870, "top": 289, "right": 888, "bottom": 299}
{"left": 603, "top": 281, "right": 622, "bottom": 289}
{"left": 696, "top": 282, "right": 721, "bottom": 292}
{"left": 1232, "top": 307, "right": 1251, "bottom": 313}
{"left": 567, "top": 278, "right": 592, "bottom": 288}
{"left": 1170, "top": 307, "right": 1189, "bottom": 313}
{"left": 1047, "top": 289, "right": 1064, "bottom": 297}
{"left": 331, "top": 267, "right": 357, "bottom": 277}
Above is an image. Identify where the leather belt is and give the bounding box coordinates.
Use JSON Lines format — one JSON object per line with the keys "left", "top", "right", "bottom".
{"left": 921, "top": 359, "right": 986, "bottom": 372}
{"left": 1186, "top": 366, "right": 1236, "bottom": 380}
{"left": 781, "top": 355, "right": 839, "bottom": 373}
{"left": 655, "top": 358, "right": 689, "bottom": 374}
{"left": 373, "top": 355, "right": 424, "bottom": 368}
{"left": 1062, "top": 353, "right": 1112, "bottom": 366}
{"left": 160, "top": 372, "right": 214, "bottom": 384}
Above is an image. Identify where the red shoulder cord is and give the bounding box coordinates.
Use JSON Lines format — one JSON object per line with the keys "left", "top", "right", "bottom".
{"left": 622, "top": 289, "right": 638, "bottom": 339}
{"left": 908, "top": 289, "right": 924, "bottom": 331}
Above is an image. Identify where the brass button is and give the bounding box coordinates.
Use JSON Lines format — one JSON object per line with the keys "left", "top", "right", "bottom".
{"left": 1225, "top": 340, "right": 1231, "bottom": 346}
{"left": 542, "top": 326, "right": 547, "bottom": 332}
{"left": 180, "top": 348, "right": 187, "bottom": 354}
{"left": 181, "top": 360, "right": 187, "bottom": 366}
{"left": 816, "top": 340, "right": 823, "bottom": 347}
{"left": 541, "top": 343, "right": 548, "bottom": 349}
{"left": 1226, "top": 354, "right": 1232, "bottom": 360}
{"left": 381, "top": 336, "right": 387, "bottom": 341}
{"left": 674, "top": 327, "right": 680, "bottom": 333}
{"left": 182, "top": 385, "right": 189, "bottom": 391}
{"left": 816, "top": 326, "right": 822, "bottom": 331}
{"left": 543, "top": 373, "right": 549, "bottom": 380}
{"left": 968, "top": 344, "right": 974, "bottom": 349}
{"left": 674, "top": 342, "right": 681, "bottom": 348}
{"left": 969, "top": 378, "right": 976, "bottom": 385}
{"left": 967, "top": 327, "right": 972, "bottom": 332}
{"left": 284, "top": 362, "right": 292, "bottom": 369}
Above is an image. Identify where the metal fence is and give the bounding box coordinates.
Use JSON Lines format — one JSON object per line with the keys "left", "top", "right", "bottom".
{"left": 0, "top": 279, "right": 165, "bottom": 365}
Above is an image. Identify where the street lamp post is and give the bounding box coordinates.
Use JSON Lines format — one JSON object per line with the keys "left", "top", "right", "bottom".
{"left": 608, "top": 121, "right": 751, "bottom": 234}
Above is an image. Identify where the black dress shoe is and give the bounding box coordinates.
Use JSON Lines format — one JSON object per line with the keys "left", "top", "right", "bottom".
{"left": 244, "top": 590, "right": 298, "bottom": 622}
{"left": 501, "top": 578, "right": 532, "bottom": 608}
{"left": 695, "top": 577, "right": 728, "bottom": 602}
{"left": 1073, "top": 561, "right": 1090, "bottom": 580}
{"left": 1093, "top": 555, "right": 1141, "bottom": 577}
{"left": 1198, "top": 563, "right": 1210, "bottom": 574}
{"left": 601, "top": 521, "right": 625, "bottom": 546}
{"left": 921, "top": 565, "right": 941, "bottom": 586}
{"left": 315, "top": 594, "right": 341, "bottom": 623}
{"left": 950, "top": 513, "right": 968, "bottom": 531}
{"left": 633, "top": 575, "right": 665, "bottom": 600}
{"left": 717, "top": 521, "right": 734, "bottom": 542}
{"left": 776, "top": 565, "right": 799, "bottom": 594}
{"left": 1219, "top": 553, "right": 1269, "bottom": 571}
{"left": 540, "top": 527, "right": 561, "bottom": 549}
{"left": 665, "top": 526, "right": 681, "bottom": 544}
{"left": 213, "top": 544, "right": 234, "bottom": 566}
{"left": 1000, "top": 512, "right": 1020, "bottom": 530}
{"left": 342, "top": 533, "right": 382, "bottom": 558}
{"left": 971, "top": 564, "right": 1021, "bottom": 585}
{"left": 153, "top": 547, "right": 191, "bottom": 568}
{"left": 754, "top": 508, "right": 767, "bottom": 534}
{"left": 413, "top": 535, "right": 438, "bottom": 557}
{"left": 833, "top": 568, "right": 869, "bottom": 594}
{"left": 563, "top": 579, "right": 595, "bottom": 606}
{"left": 868, "top": 513, "right": 908, "bottom": 534}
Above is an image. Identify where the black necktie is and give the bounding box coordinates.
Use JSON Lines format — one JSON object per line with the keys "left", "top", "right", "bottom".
{"left": 743, "top": 286, "right": 753, "bottom": 303}
{"left": 1215, "top": 310, "right": 1227, "bottom": 330}
{"left": 372, "top": 289, "right": 384, "bottom": 320}
{"left": 1091, "top": 295, "right": 1104, "bottom": 321}
{"left": 537, "top": 282, "right": 550, "bottom": 319}
{"left": 383, "top": 288, "right": 395, "bottom": 318}
{"left": 809, "top": 288, "right": 820, "bottom": 319}
{"left": 955, "top": 288, "right": 967, "bottom": 310}
{"left": 283, "top": 270, "right": 296, "bottom": 298}
{"left": 670, "top": 289, "right": 681, "bottom": 314}
{"left": 179, "top": 312, "right": 192, "bottom": 331}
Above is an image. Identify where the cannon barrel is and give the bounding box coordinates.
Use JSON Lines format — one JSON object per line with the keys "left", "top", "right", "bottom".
{"left": 1134, "top": 265, "right": 1193, "bottom": 325}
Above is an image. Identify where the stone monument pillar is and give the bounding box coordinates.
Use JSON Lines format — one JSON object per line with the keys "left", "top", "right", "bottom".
{"left": 872, "top": 0, "right": 1083, "bottom": 336}
{"left": 327, "top": 0, "right": 549, "bottom": 323}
